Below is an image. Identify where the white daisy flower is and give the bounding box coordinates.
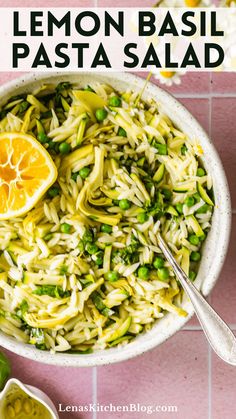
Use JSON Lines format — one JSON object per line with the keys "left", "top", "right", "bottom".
{"left": 220, "top": 0, "right": 236, "bottom": 6}
{"left": 155, "top": 0, "right": 213, "bottom": 6}
{"left": 153, "top": 70, "right": 186, "bottom": 86}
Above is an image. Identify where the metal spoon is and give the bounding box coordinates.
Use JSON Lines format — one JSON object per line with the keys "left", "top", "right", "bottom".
{"left": 157, "top": 233, "right": 236, "bottom": 366}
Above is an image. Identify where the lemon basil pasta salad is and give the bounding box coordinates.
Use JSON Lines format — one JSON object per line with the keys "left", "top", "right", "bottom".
{"left": 0, "top": 80, "right": 214, "bottom": 353}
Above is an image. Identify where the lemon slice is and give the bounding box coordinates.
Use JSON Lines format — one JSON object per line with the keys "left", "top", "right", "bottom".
{"left": 0, "top": 132, "right": 58, "bottom": 220}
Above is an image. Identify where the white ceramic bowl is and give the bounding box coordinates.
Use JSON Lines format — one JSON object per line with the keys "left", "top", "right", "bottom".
{"left": 0, "top": 72, "right": 231, "bottom": 367}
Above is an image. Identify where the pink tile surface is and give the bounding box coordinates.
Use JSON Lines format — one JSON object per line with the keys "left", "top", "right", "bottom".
{"left": 0, "top": 0, "right": 94, "bottom": 5}
{"left": 167, "top": 72, "right": 211, "bottom": 95}
{"left": 97, "top": 331, "right": 209, "bottom": 419}
{"left": 212, "top": 351, "right": 236, "bottom": 419}
{"left": 211, "top": 97, "right": 236, "bottom": 208}
{"left": 1, "top": 348, "right": 93, "bottom": 419}
{"left": 178, "top": 98, "right": 210, "bottom": 134}
{"left": 135, "top": 72, "right": 211, "bottom": 95}
{"left": 212, "top": 73, "right": 236, "bottom": 94}
{"left": 0, "top": 72, "right": 26, "bottom": 84}
{"left": 98, "top": 0, "right": 154, "bottom": 6}
{"left": 211, "top": 215, "right": 236, "bottom": 325}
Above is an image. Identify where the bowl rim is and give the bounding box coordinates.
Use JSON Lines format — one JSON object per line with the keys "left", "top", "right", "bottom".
{"left": 0, "top": 71, "right": 231, "bottom": 367}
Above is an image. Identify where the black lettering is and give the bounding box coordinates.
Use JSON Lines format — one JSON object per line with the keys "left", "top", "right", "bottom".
{"left": 75, "top": 12, "right": 100, "bottom": 36}
{"left": 91, "top": 43, "right": 111, "bottom": 68}
{"left": 13, "top": 11, "right": 26, "bottom": 36}
{"left": 48, "top": 11, "right": 71, "bottom": 36}
{"left": 159, "top": 11, "right": 178, "bottom": 36}
{"left": 12, "top": 43, "right": 29, "bottom": 67}
{"left": 105, "top": 11, "right": 123, "bottom": 36}
{"left": 200, "top": 11, "right": 206, "bottom": 36}
{"left": 124, "top": 43, "right": 139, "bottom": 68}
{"left": 31, "top": 11, "right": 43, "bottom": 36}
{"left": 32, "top": 43, "right": 52, "bottom": 68}
{"left": 55, "top": 43, "right": 69, "bottom": 68}
{"left": 205, "top": 43, "right": 224, "bottom": 68}
{"left": 165, "top": 43, "right": 178, "bottom": 68}
{"left": 181, "top": 12, "right": 196, "bottom": 36}
{"left": 181, "top": 43, "right": 201, "bottom": 68}
{"left": 141, "top": 43, "right": 161, "bottom": 68}
{"left": 139, "top": 12, "right": 155, "bottom": 36}
{"left": 211, "top": 12, "right": 224, "bottom": 36}
{"left": 72, "top": 43, "right": 89, "bottom": 68}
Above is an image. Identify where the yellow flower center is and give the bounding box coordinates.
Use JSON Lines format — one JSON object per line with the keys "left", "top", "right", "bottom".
{"left": 185, "top": 0, "right": 201, "bottom": 6}
{"left": 160, "top": 71, "right": 175, "bottom": 79}
{"left": 225, "top": 0, "right": 236, "bottom": 5}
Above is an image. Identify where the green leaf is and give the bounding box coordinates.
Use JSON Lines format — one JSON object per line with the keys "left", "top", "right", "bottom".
{"left": 16, "top": 300, "right": 29, "bottom": 319}
{"left": 33, "top": 285, "right": 70, "bottom": 298}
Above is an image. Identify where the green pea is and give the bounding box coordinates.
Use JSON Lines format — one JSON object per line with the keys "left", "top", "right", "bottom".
{"left": 189, "top": 271, "right": 197, "bottom": 281}
{"left": 44, "top": 233, "right": 52, "bottom": 241}
{"left": 190, "top": 251, "right": 201, "bottom": 262}
{"left": 83, "top": 230, "right": 94, "bottom": 243}
{"left": 176, "top": 203, "right": 183, "bottom": 214}
{"left": 157, "top": 267, "right": 169, "bottom": 281}
{"left": 59, "top": 142, "right": 71, "bottom": 154}
{"left": 196, "top": 204, "right": 210, "bottom": 214}
{"left": 188, "top": 234, "right": 200, "bottom": 246}
{"left": 162, "top": 188, "right": 172, "bottom": 201}
{"left": 153, "top": 256, "right": 164, "bottom": 269}
{"left": 79, "top": 167, "right": 91, "bottom": 179}
{"left": 86, "top": 243, "right": 99, "bottom": 255}
{"left": 137, "top": 212, "right": 149, "bottom": 224}
{"left": 48, "top": 186, "right": 60, "bottom": 198}
{"left": 60, "top": 223, "right": 71, "bottom": 234}
{"left": 109, "top": 96, "right": 121, "bottom": 107}
{"left": 185, "top": 196, "right": 195, "bottom": 207}
{"left": 105, "top": 271, "right": 119, "bottom": 282}
{"left": 95, "top": 108, "right": 108, "bottom": 121}
{"left": 119, "top": 199, "right": 131, "bottom": 210}
{"left": 37, "top": 132, "right": 48, "bottom": 144}
{"left": 118, "top": 127, "right": 127, "bottom": 137}
{"left": 137, "top": 266, "right": 150, "bottom": 280}
{"left": 101, "top": 224, "right": 112, "bottom": 233}
{"left": 197, "top": 167, "right": 205, "bottom": 177}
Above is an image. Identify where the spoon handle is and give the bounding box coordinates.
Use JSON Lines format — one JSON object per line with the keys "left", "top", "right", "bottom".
{"left": 157, "top": 233, "right": 236, "bottom": 366}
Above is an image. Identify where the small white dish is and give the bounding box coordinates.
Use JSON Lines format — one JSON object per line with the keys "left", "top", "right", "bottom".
{"left": 0, "top": 72, "right": 231, "bottom": 366}
{"left": 0, "top": 378, "right": 59, "bottom": 419}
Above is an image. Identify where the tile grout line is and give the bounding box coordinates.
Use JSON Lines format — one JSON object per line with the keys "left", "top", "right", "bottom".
{"left": 92, "top": 367, "right": 97, "bottom": 419}
{"left": 208, "top": 342, "right": 212, "bottom": 419}
{"left": 92, "top": 0, "right": 98, "bottom": 419}
{"left": 208, "top": 73, "right": 212, "bottom": 419}
{"left": 169, "top": 92, "right": 236, "bottom": 99}
{"left": 93, "top": 1, "right": 98, "bottom": 415}
{"left": 183, "top": 324, "right": 236, "bottom": 331}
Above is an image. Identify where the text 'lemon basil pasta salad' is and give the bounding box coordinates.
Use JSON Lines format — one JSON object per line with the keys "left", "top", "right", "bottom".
{"left": 0, "top": 80, "right": 214, "bottom": 353}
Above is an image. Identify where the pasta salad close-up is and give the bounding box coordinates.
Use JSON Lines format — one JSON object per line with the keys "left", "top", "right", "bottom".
{"left": 0, "top": 80, "right": 214, "bottom": 354}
